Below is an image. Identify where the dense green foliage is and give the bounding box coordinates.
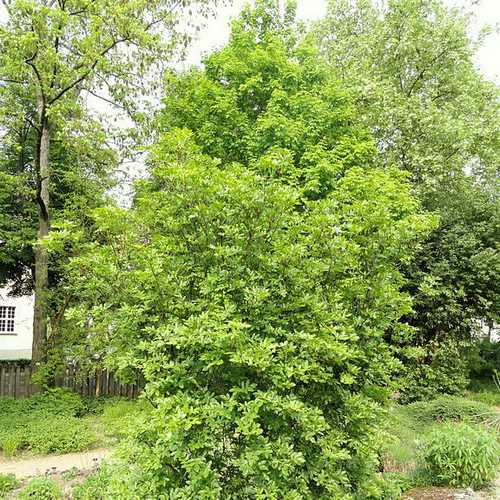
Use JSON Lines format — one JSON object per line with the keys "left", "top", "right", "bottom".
{"left": 317, "top": 0, "right": 500, "bottom": 398}
{"left": 159, "top": 3, "right": 376, "bottom": 200}
{"left": 18, "top": 477, "right": 63, "bottom": 500}
{"left": 0, "top": 389, "right": 146, "bottom": 457}
{"left": 469, "top": 340, "right": 500, "bottom": 381}
{"left": 397, "top": 339, "right": 471, "bottom": 403}
{"left": 64, "top": 4, "right": 434, "bottom": 496}
{"left": 0, "top": 389, "right": 93, "bottom": 456}
{"left": 422, "top": 423, "right": 500, "bottom": 489}
{"left": 403, "top": 395, "right": 496, "bottom": 425}
{"left": 0, "top": 473, "right": 19, "bottom": 497}
{"left": 0, "top": 0, "right": 220, "bottom": 373}
{"left": 69, "top": 131, "right": 431, "bottom": 498}
{"left": 0, "top": 0, "right": 497, "bottom": 497}
{"left": 382, "top": 395, "right": 500, "bottom": 493}
{"left": 0, "top": 119, "right": 116, "bottom": 293}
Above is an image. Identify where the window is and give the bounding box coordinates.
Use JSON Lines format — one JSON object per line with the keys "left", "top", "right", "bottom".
{"left": 0, "top": 306, "right": 15, "bottom": 333}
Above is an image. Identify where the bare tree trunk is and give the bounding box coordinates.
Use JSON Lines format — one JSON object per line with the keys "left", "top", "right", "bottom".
{"left": 31, "top": 103, "right": 51, "bottom": 385}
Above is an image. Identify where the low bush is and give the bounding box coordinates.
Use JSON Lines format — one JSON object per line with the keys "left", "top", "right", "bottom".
{"left": 0, "top": 473, "right": 19, "bottom": 496}
{"left": 421, "top": 422, "right": 500, "bottom": 489}
{"left": 18, "top": 478, "right": 62, "bottom": 499}
{"left": 404, "top": 395, "right": 495, "bottom": 425}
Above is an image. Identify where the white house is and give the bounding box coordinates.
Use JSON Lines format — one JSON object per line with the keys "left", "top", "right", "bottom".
{"left": 474, "top": 318, "right": 500, "bottom": 343}
{"left": 0, "top": 286, "right": 34, "bottom": 360}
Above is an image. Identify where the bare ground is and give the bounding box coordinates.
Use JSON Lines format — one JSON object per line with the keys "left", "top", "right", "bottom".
{"left": 0, "top": 448, "right": 110, "bottom": 479}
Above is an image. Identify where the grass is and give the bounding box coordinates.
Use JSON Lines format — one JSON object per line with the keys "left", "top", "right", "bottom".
{"left": 466, "top": 379, "right": 500, "bottom": 407}
{"left": 0, "top": 389, "right": 151, "bottom": 458}
{"left": 382, "top": 389, "right": 500, "bottom": 495}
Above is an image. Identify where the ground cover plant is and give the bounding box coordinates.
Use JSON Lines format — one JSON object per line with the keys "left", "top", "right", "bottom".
{"left": 0, "top": 473, "right": 19, "bottom": 497}
{"left": 0, "top": 389, "right": 145, "bottom": 458}
{"left": 382, "top": 391, "right": 500, "bottom": 494}
{"left": 0, "top": 389, "right": 94, "bottom": 457}
{"left": 17, "top": 477, "right": 63, "bottom": 500}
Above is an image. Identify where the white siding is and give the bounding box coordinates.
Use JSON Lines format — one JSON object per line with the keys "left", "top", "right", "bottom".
{"left": 0, "top": 287, "right": 34, "bottom": 360}
{"left": 472, "top": 318, "right": 500, "bottom": 343}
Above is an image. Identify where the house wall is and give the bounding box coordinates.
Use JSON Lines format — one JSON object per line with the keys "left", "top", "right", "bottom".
{"left": 0, "top": 287, "right": 34, "bottom": 360}
{"left": 474, "top": 318, "right": 500, "bottom": 343}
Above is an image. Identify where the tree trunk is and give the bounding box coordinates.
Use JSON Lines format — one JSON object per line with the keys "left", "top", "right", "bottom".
{"left": 31, "top": 107, "right": 51, "bottom": 384}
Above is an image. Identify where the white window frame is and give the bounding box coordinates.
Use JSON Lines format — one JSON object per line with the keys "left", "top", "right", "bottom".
{"left": 0, "top": 306, "right": 16, "bottom": 334}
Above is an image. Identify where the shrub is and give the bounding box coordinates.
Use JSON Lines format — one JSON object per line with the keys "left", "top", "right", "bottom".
{"left": 66, "top": 4, "right": 434, "bottom": 495}
{"left": 0, "top": 473, "right": 19, "bottom": 496}
{"left": 398, "top": 339, "right": 470, "bottom": 403}
{"left": 469, "top": 340, "right": 500, "bottom": 380}
{"left": 421, "top": 422, "right": 500, "bottom": 489}
{"left": 18, "top": 478, "right": 62, "bottom": 499}
{"left": 405, "top": 396, "right": 496, "bottom": 425}
{"left": 68, "top": 131, "right": 432, "bottom": 497}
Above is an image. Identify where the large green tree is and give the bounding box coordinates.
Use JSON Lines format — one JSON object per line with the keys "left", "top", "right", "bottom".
{"left": 65, "top": 3, "right": 434, "bottom": 496}
{"left": 0, "top": 0, "right": 217, "bottom": 371}
{"left": 316, "top": 0, "right": 500, "bottom": 396}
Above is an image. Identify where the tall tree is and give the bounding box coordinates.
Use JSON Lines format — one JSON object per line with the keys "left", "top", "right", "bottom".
{"left": 316, "top": 0, "right": 500, "bottom": 396}
{"left": 0, "top": 0, "right": 217, "bottom": 372}
{"left": 64, "top": 3, "right": 434, "bottom": 495}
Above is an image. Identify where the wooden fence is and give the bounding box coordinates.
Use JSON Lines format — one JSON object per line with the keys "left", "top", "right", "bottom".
{"left": 0, "top": 363, "right": 142, "bottom": 399}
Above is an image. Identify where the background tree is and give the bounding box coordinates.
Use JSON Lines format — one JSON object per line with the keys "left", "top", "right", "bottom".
{"left": 64, "top": 3, "right": 434, "bottom": 495}
{"left": 0, "top": 101, "right": 117, "bottom": 382}
{"left": 316, "top": 0, "right": 500, "bottom": 397}
{"left": 0, "top": 0, "right": 218, "bottom": 373}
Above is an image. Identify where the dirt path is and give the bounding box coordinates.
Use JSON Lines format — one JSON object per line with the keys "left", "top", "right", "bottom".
{"left": 0, "top": 448, "right": 110, "bottom": 479}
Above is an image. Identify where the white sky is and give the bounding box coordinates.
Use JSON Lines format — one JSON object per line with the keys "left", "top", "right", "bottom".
{"left": 186, "top": 0, "right": 500, "bottom": 83}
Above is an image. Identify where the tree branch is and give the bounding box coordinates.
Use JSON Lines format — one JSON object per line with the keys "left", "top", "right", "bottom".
{"left": 0, "top": 77, "right": 24, "bottom": 84}
{"left": 84, "top": 88, "right": 129, "bottom": 112}
{"left": 48, "top": 37, "right": 130, "bottom": 105}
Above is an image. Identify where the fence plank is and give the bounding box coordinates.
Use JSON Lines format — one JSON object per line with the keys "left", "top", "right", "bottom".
{"left": 0, "top": 363, "right": 142, "bottom": 399}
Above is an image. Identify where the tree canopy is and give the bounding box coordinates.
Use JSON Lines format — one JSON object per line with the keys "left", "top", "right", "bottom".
{"left": 64, "top": 3, "right": 435, "bottom": 496}
{"left": 316, "top": 0, "right": 499, "bottom": 398}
